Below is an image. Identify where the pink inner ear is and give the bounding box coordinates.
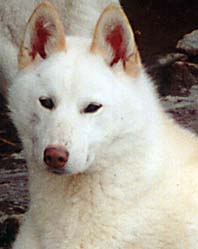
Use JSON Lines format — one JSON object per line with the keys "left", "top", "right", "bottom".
{"left": 106, "top": 24, "right": 126, "bottom": 66}
{"left": 30, "top": 16, "right": 54, "bottom": 59}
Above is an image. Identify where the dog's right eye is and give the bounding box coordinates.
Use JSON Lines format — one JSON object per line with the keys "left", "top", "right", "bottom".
{"left": 83, "top": 103, "right": 103, "bottom": 114}
{"left": 39, "top": 97, "right": 55, "bottom": 110}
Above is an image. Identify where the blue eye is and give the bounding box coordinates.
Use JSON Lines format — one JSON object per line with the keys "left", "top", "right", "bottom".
{"left": 84, "top": 103, "right": 103, "bottom": 114}
{"left": 39, "top": 97, "right": 55, "bottom": 110}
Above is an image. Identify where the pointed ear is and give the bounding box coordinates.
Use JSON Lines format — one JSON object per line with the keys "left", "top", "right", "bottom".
{"left": 91, "top": 4, "right": 141, "bottom": 77}
{"left": 18, "top": 1, "right": 66, "bottom": 69}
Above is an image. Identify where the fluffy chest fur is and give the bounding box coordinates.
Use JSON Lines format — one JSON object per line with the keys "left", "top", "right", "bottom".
{"left": 28, "top": 148, "right": 198, "bottom": 249}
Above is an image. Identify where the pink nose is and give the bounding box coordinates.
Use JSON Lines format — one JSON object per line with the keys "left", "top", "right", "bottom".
{"left": 44, "top": 146, "right": 69, "bottom": 169}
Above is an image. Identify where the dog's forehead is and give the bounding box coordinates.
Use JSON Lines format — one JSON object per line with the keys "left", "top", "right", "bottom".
{"left": 36, "top": 38, "right": 117, "bottom": 95}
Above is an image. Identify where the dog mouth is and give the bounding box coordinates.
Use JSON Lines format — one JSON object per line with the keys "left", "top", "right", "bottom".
{"left": 47, "top": 166, "right": 67, "bottom": 175}
{"left": 45, "top": 155, "right": 91, "bottom": 175}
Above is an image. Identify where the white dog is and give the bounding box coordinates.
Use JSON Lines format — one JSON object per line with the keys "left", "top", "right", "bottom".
{"left": 8, "top": 1, "right": 198, "bottom": 248}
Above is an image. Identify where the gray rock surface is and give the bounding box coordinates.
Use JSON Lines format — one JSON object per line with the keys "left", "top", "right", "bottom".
{"left": 155, "top": 29, "right": 198, "bottom": 96}
{"left": 157, "top": 53, "right": 188, "bottom": 67}
{"left": 169, "top": 61, "right": 198, "bottom": 95}
{"left": 176, "top": 29, "right": 198, "bottom": 56}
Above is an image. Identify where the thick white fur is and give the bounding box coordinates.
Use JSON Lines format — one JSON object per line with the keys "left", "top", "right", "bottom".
{"left": 8, "top": 1, "right": 198, "bottom": 249}
{"left": 0, "top": 37, "right": 17, "bottom": 95}
{"left": 0, "top": 0, "right": 118, "bottom": 95}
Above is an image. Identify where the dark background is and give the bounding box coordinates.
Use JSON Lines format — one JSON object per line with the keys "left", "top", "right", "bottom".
{"left": 122, "top": 0, "right": 197, "bottom": 65}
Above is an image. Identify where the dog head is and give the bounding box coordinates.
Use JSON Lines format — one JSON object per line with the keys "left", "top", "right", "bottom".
{"left": 9, "top": 1, "right": 156, "bottom": 175}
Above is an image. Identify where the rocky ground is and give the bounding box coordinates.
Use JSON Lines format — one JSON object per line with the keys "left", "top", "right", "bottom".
{"left": 0, "top": 95, "right": 28, "bottom": 249}
{"left": 0, "top": 1, "right": 198, "bottom": 248}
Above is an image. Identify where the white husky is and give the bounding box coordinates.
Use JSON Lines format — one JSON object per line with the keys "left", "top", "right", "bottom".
{"left": 8, "top": 1, "right": 198, "bottom": 248}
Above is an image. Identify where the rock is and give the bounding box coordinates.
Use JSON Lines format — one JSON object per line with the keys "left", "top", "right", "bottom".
{"left": 169, "top": 61, "right": 198, "bottom": 95}
{"left": 157, "top": 53, "right": 187, "bottom": 67}
{"left": 161, "top": 85, "right": 198, "bottom": 133}
{"left": 0, "top": 95, "right": 28, "bottom": 248}
{"left": 0, "top": 218, "right": 19, "bottom": 249}
{"left": 177, "top": 30, "right": 198, "bottom": 56}
{"left": 157, "top": 59, "right": 198, "bottom": 96}
{"left": 154, "top": 53, "right": 188, "bottom": 96}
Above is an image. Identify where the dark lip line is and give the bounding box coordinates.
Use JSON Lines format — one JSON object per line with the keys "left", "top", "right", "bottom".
{"left": 47, "top": 167, "right": 66, "bottom": 175}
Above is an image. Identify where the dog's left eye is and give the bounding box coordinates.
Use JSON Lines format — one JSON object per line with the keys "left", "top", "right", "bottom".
{"left": 39, "top": 97, "right": 55, "bottom": 110}
{"left": 83, "top": 103, "right": 103, "bottom": 114}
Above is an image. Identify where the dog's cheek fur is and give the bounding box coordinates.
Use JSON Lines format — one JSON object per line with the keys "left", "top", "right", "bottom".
{"left": 8, "top": 74, "right": 44, "bottom": 164}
